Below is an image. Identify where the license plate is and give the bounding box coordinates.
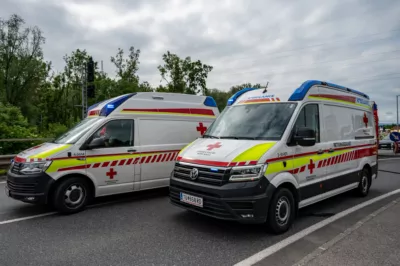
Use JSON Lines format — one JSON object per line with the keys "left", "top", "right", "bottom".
{"left": 180, "top": 192, "right": 203, "bottom": 207}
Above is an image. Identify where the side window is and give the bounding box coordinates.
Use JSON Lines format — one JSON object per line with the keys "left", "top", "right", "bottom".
{"left": 292, "top": 104, "right": 320, "bottom": 143}
{"left": 89, "top": 119, "right": 134, "bottom": 148}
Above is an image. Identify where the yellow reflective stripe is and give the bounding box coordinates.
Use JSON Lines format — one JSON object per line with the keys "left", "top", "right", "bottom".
{"left": 232, "top": 142, "right": 276, "bottom": 162}
{"left": 308, "top": 96, "right": 371, "bottom": 109}
{"left": 265, "top": 148, "right": 353, "bottom": 175}
{"left": 29, "top": 144, "right": 72, "bottom": 159}
{"left": 178, "top": 141, "right": 195, "bottom": 156}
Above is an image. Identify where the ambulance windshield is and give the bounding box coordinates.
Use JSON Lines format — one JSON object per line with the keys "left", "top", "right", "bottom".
{"left": 204, "top": 103, "right": 297, "bottom": 140}
{"left": 54, "top": 117, "right": 105, "bottom": 144}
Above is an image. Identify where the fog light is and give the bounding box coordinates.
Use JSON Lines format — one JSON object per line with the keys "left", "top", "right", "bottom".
{"left": 241, "top": 214, "right": 254, "bottom": 218}
{"left": 25, "top": 197, "right": 36, "bottom": 201}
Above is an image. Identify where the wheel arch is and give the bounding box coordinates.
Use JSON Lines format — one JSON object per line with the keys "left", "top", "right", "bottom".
{"left": 47, "top": 173, "right": 97, "bottom": 203}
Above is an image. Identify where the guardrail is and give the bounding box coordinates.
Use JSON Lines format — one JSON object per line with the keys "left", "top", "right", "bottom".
{"left": 0, "top": 154, "right": 15, "bottom": 171}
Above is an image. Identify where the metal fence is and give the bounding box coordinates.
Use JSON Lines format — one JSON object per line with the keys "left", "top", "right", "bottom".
{"left": 0, "top": 138, "right": 53, "bottom": 170}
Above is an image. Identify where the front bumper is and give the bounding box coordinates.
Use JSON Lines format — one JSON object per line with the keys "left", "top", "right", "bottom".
{"left": 5, "top": 169, "right": 54, "bottom": 204}
{"left": 169, "top": 176, "right": 276, "bottom": 224}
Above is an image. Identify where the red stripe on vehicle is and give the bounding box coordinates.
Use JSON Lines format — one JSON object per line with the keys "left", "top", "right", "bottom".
{"left": 122, "top": 108, "right": 214, "bottom": 116}
{"left": 300, "top": 166, "right": 306, "bottom": 172}
{"left": 14, "top": 156, "right": 26, "bottom": 163}
{"left": 317, "top": 161, "right": 323, "bottom": 168}
{"left": 145, "top": 156, "right": 152, "bottom": 164}
{"left": 111, "top": 161, "right": 118, "bottom": 167}
{"left": 151, "top": 155, "right": 157, "bottom": 163}
{"left": 51, "top": 149, "right": 181, "bottom": 160}
{"left": 58, "top": 164, "right": 90, "bottom": 172}
{"left": 229, "top": 162, "right": 237, "bottom": 167}
{"left": 310, "top": 94, "right": 356, "bottom": 103}
{"left": 156, "top": 154, "right": 163, "bottom": 162}
{"left": 293, "top": 168, "right": 300, "bottom": 174}
{"left": 249, "top": 161, "right": 258, "bottom": 165}
{"left": 93, "top": 163, "right": 101, "bottom": 168}
{"left": 140, "top": 157, "right": 146, "bottom": 164}
{"left": 133, "top": 157, "right": 140, "bottom": 164}
{"left": 237, "top": 161, "right": 246, "bottom": 166}
{"left": 102, "top": 161, "right": 110, "bottom": 167}
{"left": 118, "top": 160, "right": 126, "bottom": 166}
{"left": 161, "top": 154, "right": 168, "bottom": 162}
{"left": 126, "top": 158, "right": 133, "bottom": 165}
{"left": 178, "top": 158, "right": 230, "bottom": 167}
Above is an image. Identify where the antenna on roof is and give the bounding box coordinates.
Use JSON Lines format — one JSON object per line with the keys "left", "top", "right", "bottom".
{"left": 261, "top": 82, "right": 269, "bottom": 93}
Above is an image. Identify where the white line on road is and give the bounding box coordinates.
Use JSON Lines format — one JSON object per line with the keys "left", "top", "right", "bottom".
{"left": 234, "top": 188, "right": 400, "bottom": 266}
{"left": 0, "top": 181, "right": 6, "bottom": 184}
{"left": 378, "top": 157, "right": 400, "bottom": 161}
{"left": 0, "top": 212, "right": 57, "bottom": 225}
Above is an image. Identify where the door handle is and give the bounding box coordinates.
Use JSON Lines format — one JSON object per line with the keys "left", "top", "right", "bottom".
{"left": 317, "top": 149, "right": 324, "bottom": 155}
{"left": 328, "top": 148, "right": 334, "bottom": 153}
{"left": 127, "top": 149, "right": 137, "bottom": 153}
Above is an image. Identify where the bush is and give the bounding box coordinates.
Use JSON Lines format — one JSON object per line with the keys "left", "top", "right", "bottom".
{"left": 0, "top": 103, "right": 42, "bottom": 154}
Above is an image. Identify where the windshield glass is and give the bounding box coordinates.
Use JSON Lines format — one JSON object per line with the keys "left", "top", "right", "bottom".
{"left": 54, "top": 117, "right": 105, "bottom": 144}
{"left": 204, "top": 103, "right": 297, "bottom": 140}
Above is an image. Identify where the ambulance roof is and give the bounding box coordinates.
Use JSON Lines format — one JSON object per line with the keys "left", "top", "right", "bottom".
{"left": 86, "top": 92, "right": 218, "bottom": 118}
{"left": 228, "top": 80, "right": 371, "bottom": 107}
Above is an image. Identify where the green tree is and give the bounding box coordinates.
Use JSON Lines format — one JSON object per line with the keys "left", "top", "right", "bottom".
{"left": 0, "top": 14, "right": 50, "bottom": 122}
{"left": 157, "top": 51, "right": 213, "bottom": 95}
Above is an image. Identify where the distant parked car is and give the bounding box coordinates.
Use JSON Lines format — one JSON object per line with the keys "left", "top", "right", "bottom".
{"left": 379, "top": 134, "right": 393, "bottom": 149}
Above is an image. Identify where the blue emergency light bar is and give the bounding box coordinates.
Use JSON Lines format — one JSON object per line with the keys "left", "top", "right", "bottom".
{"left": 99, "top": 93, "right": 136, "bottom": 116}
{"left": 226, "top": 87, "right": 259, "bottom": 106}
{"left": 288, "top": 80, "right": 370, "bottom": 101}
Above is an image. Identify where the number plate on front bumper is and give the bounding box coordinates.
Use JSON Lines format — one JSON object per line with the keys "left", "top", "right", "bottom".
{"left": 180, "top": 192, "right": 203, "bottom": 207}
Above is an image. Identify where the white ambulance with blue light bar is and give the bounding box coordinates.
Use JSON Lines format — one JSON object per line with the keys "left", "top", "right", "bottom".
{"left": 169, "top": 80, "right": 379, "bottom": 234}
{"left": 6, "top": 92, "right": 219, "bottom": 213}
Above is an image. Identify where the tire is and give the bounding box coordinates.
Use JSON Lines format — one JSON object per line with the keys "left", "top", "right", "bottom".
{"left": 52, "top": 177, "right": 92, "bottom": 214}
{"left": 355, "top": 167, "right": 371, "bottom": 197}
{"left": 266, "top": 188, "right": 296, "bottom": 234}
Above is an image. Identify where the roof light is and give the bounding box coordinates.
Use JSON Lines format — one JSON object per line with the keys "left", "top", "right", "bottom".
{"left": 99, "top": 93, "right": 136, "bottom": 116}
{"left": 227, "top": 87, "right": 258, "bottom": 106}
{"left": 288, "top": 80, "right": 370, "bottom": 101}
{"left": 204, "top": 96, "right": 217, "bottom": 107}
{"left": 87, "top": 100, "right": 106, "bottom": 112}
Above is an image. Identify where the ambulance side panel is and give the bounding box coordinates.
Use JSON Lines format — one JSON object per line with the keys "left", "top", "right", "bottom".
{"left": 136, "top": 118, "right": 212, "bottom": 190}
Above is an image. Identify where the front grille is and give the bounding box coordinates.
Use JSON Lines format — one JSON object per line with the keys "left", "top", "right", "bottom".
{"left": 7, "top": 180, "right": 37, "bottom": 194}
{"left": 169, "top": 188, "right": 234, "bottom": 219}
{"left": 173, "top": 162, "right": 228, "bottom": 186}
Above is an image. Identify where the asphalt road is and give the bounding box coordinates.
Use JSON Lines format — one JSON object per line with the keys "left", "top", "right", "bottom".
{"left": 0, "top": 158, "right": 399, "bottom": 266}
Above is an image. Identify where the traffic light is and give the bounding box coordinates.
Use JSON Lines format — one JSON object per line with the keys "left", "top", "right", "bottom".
{"left": 87, "top": 57, "right": 95, "bottom": 98}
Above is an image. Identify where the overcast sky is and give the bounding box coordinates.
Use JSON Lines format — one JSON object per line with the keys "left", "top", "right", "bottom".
{"left": 1, "top": 0, "right": 400, "bottom": 123}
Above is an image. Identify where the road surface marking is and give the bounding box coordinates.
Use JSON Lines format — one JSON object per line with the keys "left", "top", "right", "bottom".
{"left": 0, "top": 212, "right": 57, "bottom": 225}
{"left": 0, "top": 181, "right": 6, "bottom": 184}
{"left": 378, "top": 158, "right": 400, "bottom": 161}
{"left": 293, "top": 198, "right": 399, "bottom": 266}
{"left": 234, "top": 188, "right": 400, "bottom": 266}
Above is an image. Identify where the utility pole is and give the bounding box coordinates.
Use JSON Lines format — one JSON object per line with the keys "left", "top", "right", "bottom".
{"left": 397, "top": 95, "right": 399, "bottom": 132}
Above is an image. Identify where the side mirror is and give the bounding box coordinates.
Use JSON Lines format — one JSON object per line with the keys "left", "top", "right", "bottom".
{"left": 87, "top": 138, "right": 105, "bottom": 150}
{"left": 293, "top": 127, "right": 316, "bottom": 147}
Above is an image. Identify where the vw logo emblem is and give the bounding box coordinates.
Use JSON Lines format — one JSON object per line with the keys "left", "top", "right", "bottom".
{"left": 190, "top": 168, "right": 199, "bottom": 180}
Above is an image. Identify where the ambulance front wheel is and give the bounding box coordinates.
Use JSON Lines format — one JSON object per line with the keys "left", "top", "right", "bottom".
{"left": 355, "top": 167, "right": 371, "bottom": 197}
{"left": 266, "top": 187, "right": 295, "bottom": 234}
{"left": 52, "top": 177, "right": 92, "bottom": 214}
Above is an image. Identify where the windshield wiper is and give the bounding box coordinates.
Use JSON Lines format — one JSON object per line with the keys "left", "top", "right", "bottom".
{"left": 203, "top": 134, "right": 219, "bottom": 139}
{"left": 220, "top": 136, "right": 258, "bottom": 140}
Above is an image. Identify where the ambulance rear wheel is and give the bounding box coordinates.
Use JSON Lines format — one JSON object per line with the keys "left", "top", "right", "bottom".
{"left": 53, "top": 177, "right": 91, "bottom": 214}
{"left": 355, "top": 167, "right": 371, "bottom": 197}
{"left": 266, "top": 188, "right": 295, "bottom": 234}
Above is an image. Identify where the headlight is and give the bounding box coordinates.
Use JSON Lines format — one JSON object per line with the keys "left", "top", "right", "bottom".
{"left": 229, "top": 164, "right": 267, "bottom": 182}
{"left": 20, "top": 161, "right": 52, "bottom": 175}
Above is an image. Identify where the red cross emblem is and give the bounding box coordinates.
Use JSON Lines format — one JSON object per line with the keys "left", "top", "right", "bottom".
{"left": 196, "top": 122, "right": 208, "bottom": 135}
{"left": 207, "top": 142, "right": 222, "bottom": 151}
{"left": 308, "top": 159, "right": 315, "bottom": 174}
{"left": 363, "top": 113, "right": 369, "bottom": 128}
{"left": 106, "top": 168, "right": 117, "bottom": 179}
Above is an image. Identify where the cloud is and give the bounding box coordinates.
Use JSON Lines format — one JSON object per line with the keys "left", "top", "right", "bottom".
{"left": 1, "top": 0, "right": 400, "bottom": 122}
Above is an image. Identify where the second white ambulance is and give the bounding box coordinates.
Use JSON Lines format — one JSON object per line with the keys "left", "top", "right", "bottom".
{"left": 6, "top": 92, "right": 219, "bottom": 213}
{"left": 170, "top": 80, "right": 378, "bottom": 234}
